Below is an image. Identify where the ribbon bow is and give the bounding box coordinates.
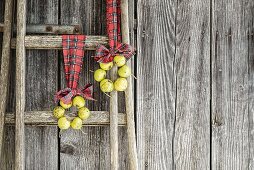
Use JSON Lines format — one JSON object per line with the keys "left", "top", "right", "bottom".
{"left": 54, "top": 84, "right": 95, "bottom": 104}
{"left": 94, "top": 43, "right": 135, "bottom": 63}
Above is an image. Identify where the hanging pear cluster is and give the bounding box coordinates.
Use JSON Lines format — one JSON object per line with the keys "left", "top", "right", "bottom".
{"left": 53, "top": 96, "right": 90, "bottom": 130}
{"left": 94, "top": 55, "right": 133, "bottom": 95}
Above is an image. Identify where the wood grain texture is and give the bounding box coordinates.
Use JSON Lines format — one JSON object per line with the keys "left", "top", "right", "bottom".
{"left": 137, "top": 0, "right": 176, "bottom": 169}
{"left": 24, "top": 0, "right": 59, "bottom": 169}
{"left": 59, "top": 0, "right": 129, "bottom": 169}
{"left": 15, "top": 0, "right": 26, "bottom": 169}
{"left": 19, "top": 24, "right": 82, "bottom": 34}
{"left": 1, "top": 24, "right": 82, "bottom": 34}
{"left": 0, "top": 0, "right": 13, "bottom": 162}
{"left": 5, "top": 111, "right": 126, "bottom": 126}
{"left": 212, "top": 0, "right": 254, "bottom": 169}
{"left": 121, "top": 0, "right": 138, "bottom": 169}
{"left": 110, "top": 66, "right": 119, "bottom": 170}
{"left": 11, "top": 35, "right": 108, "bottom": 50}
{"left": 173, "top": 0, "right": 211, "bottom": 169}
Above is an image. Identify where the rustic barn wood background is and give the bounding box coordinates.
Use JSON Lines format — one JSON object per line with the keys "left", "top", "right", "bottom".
{"left": 0, "top": 0, "right": 254, "bottom": 169}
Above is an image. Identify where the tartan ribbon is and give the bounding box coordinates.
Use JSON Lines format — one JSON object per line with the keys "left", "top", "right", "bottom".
{"left": 94, "top": 0, "right": 135, "bottom": 63}
{"left": 94, "top": 43, "right": 135, "bottom": 63}
{"left": 54, "top": 84, "right": 95, "bottom": 104}
{"left": 55, "top": 35, "right": 94, "bottom": 104}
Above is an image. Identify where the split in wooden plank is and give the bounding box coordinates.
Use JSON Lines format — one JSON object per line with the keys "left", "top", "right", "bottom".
{"left": 121, "top": 0, "right": 138, "bottom": 169}
{"left": 0, "top": 24, "right": 82, "bottom": 34}
{"left": 11, "top": 35, "right": 108, "bottom": 50}
{"left": 15, "top": 0, "right": 26, "bottom": 169}
{"left": 5, "top": 111, "right": 126, "bottom": 126}
{"left": 0, "top": 0, "right": 14, "bottom": 162}
{"left": 0, "top": 22, "right": 4, "bottom": 32}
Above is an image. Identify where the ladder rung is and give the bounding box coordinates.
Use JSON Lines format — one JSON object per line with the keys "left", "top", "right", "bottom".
{"left": 0, "top": 22, "right": 4, "bottom": 32}
{"left": 17, "top": 24, "right": 82, "bottom": 34}
{"left": 5, "top": 111, "right": 126, "bottom": 126}
{"left": 11, "top": 35, "right": 108, "bottom": 50}
{"left": 0, "top": 24, "right": 82, "bottom": 34}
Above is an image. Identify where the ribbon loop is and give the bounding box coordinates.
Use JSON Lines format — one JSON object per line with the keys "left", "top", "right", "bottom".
{"left": 94, "top": 43, "right": 135, "bottom": 63}
{"left": 54, "top": 35, "right": 95, "bottom": 104}
{"left": 54, "top": 84, "right": 95, "bottom": 104}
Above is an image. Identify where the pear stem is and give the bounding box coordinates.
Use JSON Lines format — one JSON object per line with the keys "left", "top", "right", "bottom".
{"left": 104, "top": 92, "right": 112, "bottom": 98}
{"left": 80, "top": 128, "right": 87, "bottom": 135}
{"left": 59, "top": 129, "right": 64, "bottom": 138}
{"left": 131, "top": 73, "right": 137, "bottom": 79}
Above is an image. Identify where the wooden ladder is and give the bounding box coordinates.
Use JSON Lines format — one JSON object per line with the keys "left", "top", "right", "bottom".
{"left": 0, "top": 0, "right": 14, "bottom": 165}
{"left": 0, "top": 0, "right": 138, "bottom": 169}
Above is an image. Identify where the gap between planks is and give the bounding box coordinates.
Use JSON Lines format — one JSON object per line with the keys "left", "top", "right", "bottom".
{"left": 5, "top": 111, "right": 126, "bottom": 126}
{"left": 0, "top": 22, "right": 4, "bottom": 32}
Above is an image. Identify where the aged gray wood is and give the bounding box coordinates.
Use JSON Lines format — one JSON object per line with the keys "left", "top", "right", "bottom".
{"left": 16, "top": 24, "right": 82, "bottom": 34}
{"left": 23, "top": 0, "right": 59, "bottom": 169}
{"left": 212, "top": 0, "right": 254, "bottom": 169}
{"left": 1, "top": 24, "right": 82, "bottom": 34}
{"left": 174, "top": 0, "right": 211, "bottom": 169}
{"left": 137, "top": 0, "right": 176, "bottom": 169}
{"left": 109, "top": 1, "right": 119, "bottom": 168}
{"left": 59, "top": 0, "right": 130, "bottom": 169}
{"left": 15, "top": 0, "right": 26, "bottom": 168}
{"left": 59, "top": 0, "right": 107, "bottom": 169}
{"left": 121, "top": 0, "right": 138, "bottom": 169}
{"left": 11, "top": 35, "right": 108, "bottom": 50}
{"left": 0, "top": 0, "right": 13, "bottom": 162}
{"left": 5, "top": 111, "right": 127, "bottom": 126}
{"left": 248, "top": 2, "right": 254, "bottom": 168}
{"left": 110, "top": 66, "right": 119, "bottom": 170}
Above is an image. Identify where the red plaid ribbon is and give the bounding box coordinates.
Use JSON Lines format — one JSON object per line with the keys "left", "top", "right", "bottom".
{"left": 94, "top": 0, "right": 135, "bottom": 63}
{"left": 54, "top": 35, "right": 94, "bottom": 104}
{"left": 94, "top": 43, "right": 135, "bottom": 63}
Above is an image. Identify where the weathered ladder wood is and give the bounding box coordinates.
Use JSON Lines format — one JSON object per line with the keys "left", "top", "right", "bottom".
{"left": 109, "top": 0, "right": 119, "bottom": 169}
{"left": 15, "top": 0, "right": 26, "bottom": 169}
{"left": 11, "top": 35, "right": 108, "bottom": 50}
{"left": 11, "top": 0, "right": 138, "bottom": 169}
{"left": 0, "top": 0, "right": 13, "bottom": 161}
{"left": 0, "top": 24, "right": 82, "bottom": 34}
{"left": 5, "top": 111, "right": 126, "bottom": 126}
{"left": 121, "top": 0, "right": 138, "bottom": 169}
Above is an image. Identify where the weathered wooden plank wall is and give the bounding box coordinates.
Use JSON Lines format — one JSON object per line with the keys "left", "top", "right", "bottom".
{"left": 0, "top": 0, "right": 254, "bottom": 169}
{"left": 137, "top": 0, "right": 253, "bottom": 170}
{"left": 212, "top": 0, "right": 254, "bottom": 169}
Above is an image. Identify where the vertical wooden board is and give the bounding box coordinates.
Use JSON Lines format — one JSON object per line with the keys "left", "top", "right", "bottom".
{"left": 173, "top": 0, "right": 211, "bottom": 169}
{"left": 59, "top": 0, "right": 104, "bottom": 169}
{"left": 212, "top": 0, "right": 253, "bottom": 169}
{"left": 60, "top": 0, "right": 133, "bottom": 169}
{"left": 137, "top": 0, "right": 176, "bottom": 169}
{"left": 24, "top": 0, "right": 58, "bottom": 169}
{"left": 248, "top": 1, "right": 254, "bottom": 168}
{"left": 60, "top": 0, "right": 129, "bottom": 169}
{"left": 0, "top": 0, "right": 15, "bottom": 169}
{"left": 1, "top": 127, "right": 15, "bottom": 170}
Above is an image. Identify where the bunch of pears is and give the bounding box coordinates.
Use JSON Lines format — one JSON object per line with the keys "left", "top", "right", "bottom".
{"left": 94, "top": 55, "right": 133, "bottom": 94}
{"left": 53, "top": 96, "right": 90, "bottom": 130}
